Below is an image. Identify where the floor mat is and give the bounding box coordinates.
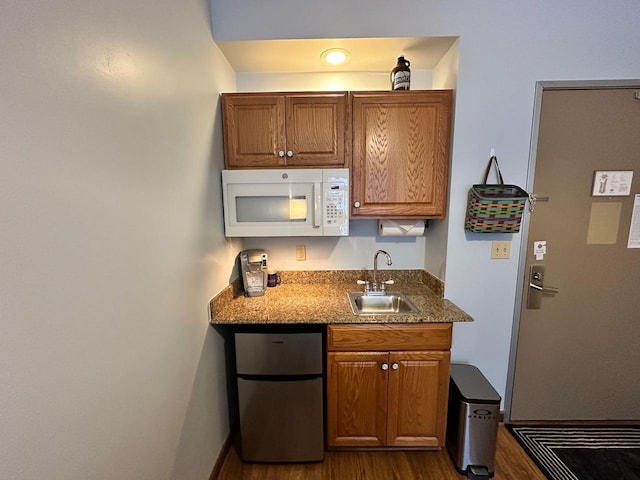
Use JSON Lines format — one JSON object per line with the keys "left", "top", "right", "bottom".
{"left": 506, "top": 424, "right": 640, "bottom": 480}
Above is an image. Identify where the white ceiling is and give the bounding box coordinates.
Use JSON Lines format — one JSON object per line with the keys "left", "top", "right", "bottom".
{"left": 215, "top": 37, "right": 458, "bottom": 73}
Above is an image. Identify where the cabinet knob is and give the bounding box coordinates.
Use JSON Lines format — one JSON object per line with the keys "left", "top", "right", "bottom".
{"left": 278, "top": 150, "right": 285, "bottom": 157}
{"left": 353, "top": 201, "right": 360, "bottom": 208}
{"left": 381, "top": 363, "right": 389, "bottom": 371}
{"left": 391, "top": 362, "right": 399, "bottom": 370}
{"left": 286, "top": 150, "right": 294, "bottom": 157}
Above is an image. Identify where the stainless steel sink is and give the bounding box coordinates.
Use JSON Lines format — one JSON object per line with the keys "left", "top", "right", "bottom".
{"left": 347, "top": 291, "right": 419, "bottom": 315}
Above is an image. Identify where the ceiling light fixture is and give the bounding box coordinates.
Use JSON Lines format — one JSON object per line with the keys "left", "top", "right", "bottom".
{"left": 320, "top": 48, "right": 351, "bottom": 66}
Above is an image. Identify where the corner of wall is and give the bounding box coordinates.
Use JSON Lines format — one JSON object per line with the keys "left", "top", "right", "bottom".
{"left": 425, "top": 38, "right": 459, "bottom": 281}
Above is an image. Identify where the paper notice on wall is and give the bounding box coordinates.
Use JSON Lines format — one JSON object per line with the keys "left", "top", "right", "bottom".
{"left": 628, "top": 194, "right": 640, "bottom": 248}
{"left": 592, "top": 171, "right": 633, "bottom": 196}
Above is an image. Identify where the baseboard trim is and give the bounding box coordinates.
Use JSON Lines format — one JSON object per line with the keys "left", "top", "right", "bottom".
{"left": 209, "top": 429, "right": 234, "bottom": 480}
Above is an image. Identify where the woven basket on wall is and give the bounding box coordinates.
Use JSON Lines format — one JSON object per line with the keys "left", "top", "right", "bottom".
{"left": 464, "top": 156, "right": 529, "bottom": 233}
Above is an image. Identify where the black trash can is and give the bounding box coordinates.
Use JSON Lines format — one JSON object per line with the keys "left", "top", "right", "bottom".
{"left": 446, "top": 364, "right": 501, "bottom": 479}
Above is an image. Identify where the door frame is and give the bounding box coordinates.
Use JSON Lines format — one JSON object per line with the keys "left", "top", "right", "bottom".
{"left": 503, "top": 79, "right": 640, "bottom": 423}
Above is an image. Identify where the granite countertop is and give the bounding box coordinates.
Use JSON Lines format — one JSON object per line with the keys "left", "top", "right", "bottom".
{"left": 209, "top": 270, "right": 473, "bottom": 325}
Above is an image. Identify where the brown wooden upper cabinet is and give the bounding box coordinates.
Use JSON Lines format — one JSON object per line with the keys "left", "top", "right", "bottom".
{"left": 221, "top": 92, "right": 348, "bottom": 168}
{"left": 351, "top": 90, "right": 453, "bottom": 218}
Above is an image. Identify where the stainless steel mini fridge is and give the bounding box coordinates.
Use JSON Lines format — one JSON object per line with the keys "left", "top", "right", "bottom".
{"left": 446, "top": 364, "right": 501, "bottom": 479}
{"left": 235, "top": 331, "right": 324, "bottom": 463}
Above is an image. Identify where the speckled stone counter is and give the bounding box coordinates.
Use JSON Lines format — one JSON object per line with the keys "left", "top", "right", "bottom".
{"left": 209, "top": 270, "right": 473, "bottom": 325}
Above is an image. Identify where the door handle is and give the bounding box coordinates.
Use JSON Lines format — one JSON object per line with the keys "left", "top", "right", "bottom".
{"left": 529, "top": 283, "right": 559, "bottom": 294}
{"left": 313, "top": 182, "right": 322, "bottom": 227}
{"left": 527, "top": 264, "right": 559, "bottom": 309}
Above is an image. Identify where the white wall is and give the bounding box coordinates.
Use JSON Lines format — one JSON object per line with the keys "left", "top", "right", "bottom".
{"left": 210, "top": 0, "right": 640, "bottom": 404}
{"left": 242, "top": 220, "right": 428, "bottom": 271}
{"left": 424, "top": 39, "right": 460, "bottom": 281}
{"left": 0, "top": 1, "right": 239, "bottom": 479}
{"left": 235, "top": 69, "right": 432, "bottom": 92}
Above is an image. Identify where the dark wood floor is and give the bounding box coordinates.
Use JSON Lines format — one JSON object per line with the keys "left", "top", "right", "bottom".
{"left": 215, "top": 424, "right": 545, "bottom": 479}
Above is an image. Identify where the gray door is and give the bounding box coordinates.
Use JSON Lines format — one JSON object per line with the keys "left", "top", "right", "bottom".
{"left": 508, "top": 86, "right": 640, "bottom": 421}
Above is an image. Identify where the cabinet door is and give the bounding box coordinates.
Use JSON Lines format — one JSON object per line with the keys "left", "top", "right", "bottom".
{"left": 351, "top": 91, "right": 452, "bottom": 218}
{"left": 285, "top": 94, "right": 347, "bottom": 167}
{"left": 327, "top": 351, "right": 388, "bottom": 447}
{"left": 222, "top": 94, "right": 286, "bottom": 168}
{"left": 386, "top": 350, "right": 451, "bottom": 447}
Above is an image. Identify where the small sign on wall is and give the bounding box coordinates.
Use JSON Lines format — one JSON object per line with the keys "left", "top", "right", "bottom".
{"left": 592, "top": 171, "right": 633, "bottom": 196}
{"left": 628, "top": 194, "right": 640, "bottom": 249}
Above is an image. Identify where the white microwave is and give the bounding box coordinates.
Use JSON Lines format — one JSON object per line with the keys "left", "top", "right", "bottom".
{"left": 221, "top": 168, "right": 349, "bottom": 237}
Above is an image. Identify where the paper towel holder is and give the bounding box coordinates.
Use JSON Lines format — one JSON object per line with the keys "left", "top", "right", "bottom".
{"left": 378, "top": 219, "right": 429, "bottom": 237}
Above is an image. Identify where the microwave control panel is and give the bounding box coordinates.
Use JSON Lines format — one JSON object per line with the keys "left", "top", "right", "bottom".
{"left": 323, "top": 179, "right": 349, "bottom": 236}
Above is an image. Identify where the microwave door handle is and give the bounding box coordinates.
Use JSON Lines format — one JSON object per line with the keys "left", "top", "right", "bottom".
{"left": 313, "top": 182, "right": 322, "bottom": 227}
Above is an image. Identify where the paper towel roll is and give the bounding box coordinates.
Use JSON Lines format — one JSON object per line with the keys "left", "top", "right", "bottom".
{"left": 378, "top": 219, "right": 425, "bottom": 237}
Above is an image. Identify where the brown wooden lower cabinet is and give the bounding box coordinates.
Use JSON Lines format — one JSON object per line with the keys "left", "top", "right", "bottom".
{"left": 326, "top": 324, "right": 452, "bottom": 449}
{"left": 327, "top": 351, "right": 389, "bottom": 447}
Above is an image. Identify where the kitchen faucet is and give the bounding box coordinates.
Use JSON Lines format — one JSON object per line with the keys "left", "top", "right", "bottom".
{"left": 372, "top": 250, "right": 392, "bottom": 294}
{"left": 356, "top": 250, "right": 394, "bottom": 295}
